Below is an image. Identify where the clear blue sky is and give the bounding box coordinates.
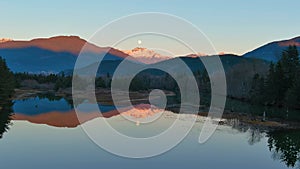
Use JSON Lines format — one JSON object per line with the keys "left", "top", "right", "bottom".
{"left": 1, "top": 0, "right": 299, "bottom": 55}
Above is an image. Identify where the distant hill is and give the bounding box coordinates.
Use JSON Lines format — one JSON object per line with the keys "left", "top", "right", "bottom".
{"left": 0, "top": 36, "right": 129, "bottom": 57}
{"left": 71, "top": 54, "right": 269, "bottom": 98}
{"left": 1, "top": 34, "right": 292, "bottom": 98}
{"left": 243, "top": 36, "right": 300, "bottom": 62}
{"left": 64, "top": 60, "right": 142, "bottom": 77}
{"left": 2, "top": 35, "right": 299, "bottom": 73}
{"left": 0, "top": 36, "right": 130, "bottom": 73}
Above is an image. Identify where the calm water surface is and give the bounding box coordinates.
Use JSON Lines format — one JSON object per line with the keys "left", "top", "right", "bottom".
{"left": 0, "top": 97, "right": 299, "bottom": 169}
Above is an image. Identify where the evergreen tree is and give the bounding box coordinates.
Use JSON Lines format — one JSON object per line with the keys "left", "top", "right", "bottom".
{"left": 286, "top": 70, "right": 300, "bottom": 109}
{"left": 249, "top": 73, "right": 265, "bottom": 104}
{"left": 0, "top": 57, "right": 15, "bottom": 139}
{"left": 0, "top": 100, "right": 13, "bottom": 139}
{"left": 264, "top": 62, "right": 276, "bottom": 104}
{"left": 95, "top": 77, "right": 106, "bottom": 88}
{"left": 280, "top": 45, "right": 299, "bottom": 87}
{"left": 254, "top": 46, "right": 300, "bottom": 107}
{"left": 0, "top": 57, "right": 15, "bottom": 99}
{"left": 273, "top": 61, "right": 286, "bottom": 105}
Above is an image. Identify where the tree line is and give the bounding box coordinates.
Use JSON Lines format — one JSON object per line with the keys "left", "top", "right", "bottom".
{"left": 12, "top": 66, "right": 212, "bottom": 107}
{"left": 0, "top": 57, "right": 15, "bottom": 138}
{"left": 249, "top": 45, "right": 300, "bottom": 109}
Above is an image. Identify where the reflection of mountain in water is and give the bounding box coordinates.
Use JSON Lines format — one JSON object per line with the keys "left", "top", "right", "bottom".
{"left": 12, "top": 104, "right": 163, "bottom": 128}
{"left": 6, "top": 96, "right": 300, "bottom": 168}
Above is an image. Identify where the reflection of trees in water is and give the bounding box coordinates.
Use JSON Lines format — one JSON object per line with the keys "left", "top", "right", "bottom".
{"left": 227, "top": 118, "right": 264, "bottom": 145}
{"left": 0, "top": 57, "right": 15, "bottom": 139}
{"left": 37, "top": 93, "right": 73, "bottom": 107}
{"left": 19, "top": 92, "right": 74, "bottom": 108}
{"left": 0, "top": 100, "right": 13, "bottom": 139}
{"left": 267, "top": 130, "right": 300, "bottom": 168}
{"left": 248, "top": 129, "right": 263, "bottom": 145}
{"left": 229, "top": 118, "right": 300, "bottom": 168}
{"left": 37, "top": 92, "right": 63, "bottom": 101}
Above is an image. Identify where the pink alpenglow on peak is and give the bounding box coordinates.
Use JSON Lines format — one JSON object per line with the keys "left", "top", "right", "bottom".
{"left": 123, "top": 47, "right": 172, "bottom": 64}
{"left": 0, "top": 38, "right": 13, "bottom": 43}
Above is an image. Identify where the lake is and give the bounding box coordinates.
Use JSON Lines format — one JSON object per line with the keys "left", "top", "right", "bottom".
{"left": 0, "top": 96, "right": 299, "bottom": 169}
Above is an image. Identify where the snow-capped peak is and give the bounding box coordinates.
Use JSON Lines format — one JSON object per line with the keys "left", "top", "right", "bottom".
{"left": 123, "top": 47, "right": 171, "bottom": 64}
{"left": 0, "top": 38, "right": 13, "bottom": 43}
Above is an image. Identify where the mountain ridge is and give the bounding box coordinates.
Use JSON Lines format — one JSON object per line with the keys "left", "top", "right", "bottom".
{"left": 0, "top": 35, "right": 129, "bottom": 58}
{"left": 243, "top": 36, "right": 300, "bottom": 61}
{"left": 1, "top": 35, "right": 299, "bottom": 73}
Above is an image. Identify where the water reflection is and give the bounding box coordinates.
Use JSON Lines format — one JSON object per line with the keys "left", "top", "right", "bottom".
{"left": 248, "top": 129, "right": 264, "bottom": 145}
{"left": 230, "top": 119, "right": 264, "bottom": 145}
{"left": 2, "top": 96, "right": 300, "bottom": 168}
{"left": 0, "top": 99, "right": 13, "bottom": 138}
{"left": 267, "top": 130, "right": 300, "bottom": 168}
{"left": 12, "top": 103, "right": 163, "bottom": 128}
{"left": 221, "top": 118, "right": 300, "bottom": 168}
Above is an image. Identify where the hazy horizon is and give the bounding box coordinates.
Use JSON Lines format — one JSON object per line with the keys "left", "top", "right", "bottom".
{"left": 1, "top": 0, "right": 300, "bottom": 55}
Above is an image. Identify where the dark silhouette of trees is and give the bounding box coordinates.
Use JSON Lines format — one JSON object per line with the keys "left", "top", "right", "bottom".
{"left": 95, "top": 77, "right": 106, "bottom": 88}
{"left": 286, "top": 71, "right": 300, "bottom": 109}
{"left": 15, "top": 72, "right": 59, "bottom": 85}
{"left": 14, "top": 72, "right": 74, "bottom": 91}
{"left": 0, "top": 57, "right": 15, "bottom": 139}
{"left": 249, "top": 45, "right": 300, "bottom": 109}
{"left": 281, "top": 45, "right": 299, "bottom": 87}
{"left": 267, "top": 130, "right": 300, "bottom": 168}
{"left": 273, "top": 62, "right": 286, "bottom": 105}
{"left": 0, "top": 57, "right": 15, "bottom": 98}
{"left": 54, "top": 75, "right": 72, "bottom": 91}
{"left": 0, "top": 100, "right": 14, "bottom": 139}
{"left": 249, "top": 73, "right": 265, "bottom": 104}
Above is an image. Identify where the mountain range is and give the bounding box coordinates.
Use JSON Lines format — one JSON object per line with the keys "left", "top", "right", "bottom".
{"left": 243, "top": 36, "right": 300, "bottom": 62}
{"left": 0, "top": 35, "right": 299, "bottom": 73}
{"left": 0, "top": 36, "right": 130, "bottom": 73}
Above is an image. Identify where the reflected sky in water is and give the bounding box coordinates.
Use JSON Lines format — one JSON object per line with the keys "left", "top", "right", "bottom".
{"left": 0, "top": 97, "right": 298, "bottom": 169}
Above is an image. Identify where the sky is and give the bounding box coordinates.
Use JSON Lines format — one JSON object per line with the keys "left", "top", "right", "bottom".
{"left": 0, "top": 0, "right": 300, "bottom": 55}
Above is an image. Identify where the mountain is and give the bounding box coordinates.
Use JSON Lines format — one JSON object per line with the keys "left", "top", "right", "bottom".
{"left": 0, "top": 36, "right": 130, "bottom": 73}
{"left": 12, "top": 104, "right": 159, "bottom": 128}
{"left": 0, "top": 36, "right": 128, "bottom": 57}
{"left": 64, "top": 60, "right": 142, "bottom": 77}
{"left": 123, "top": 47, "right": 171, "bottom": 64}
{"left": 0, "top": 38, "right": 13, "bottom": 43}
{"left": 1, "top": 35, "right": 293, "bottom": 77}
{"left": 243, "top": 36, "right": 300, "bottom": 62}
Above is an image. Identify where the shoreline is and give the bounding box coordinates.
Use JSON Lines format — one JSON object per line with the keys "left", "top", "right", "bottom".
{"left": 12, "top": 88, "right": 300, "bottom": 131}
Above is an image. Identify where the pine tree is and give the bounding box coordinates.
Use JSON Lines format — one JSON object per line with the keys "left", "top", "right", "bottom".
{"left": 280, "top": 45, "right": 299, "bottom": 87}
{"left": 0, "top": 57, "right": 15, "bottom": 99}
{"left": 0, "top": 57, "right": 14, "bottom": 138}
{"left": 249, "top": 73, "right": 265, "bottom": 104}
{"left": 264, "top": 62, "right": 276, "bottom": 104}
{"left": 273, "top": 62, "right": 286, "bottom": 105}
{"left": 249, "top": 46, "right": 299, "bottom": 108}
{"left": 281, "top": 45, "right": 300, "bottom": 108}
{"left": 286, "top": 69, "right": 300, "bottom": 109}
